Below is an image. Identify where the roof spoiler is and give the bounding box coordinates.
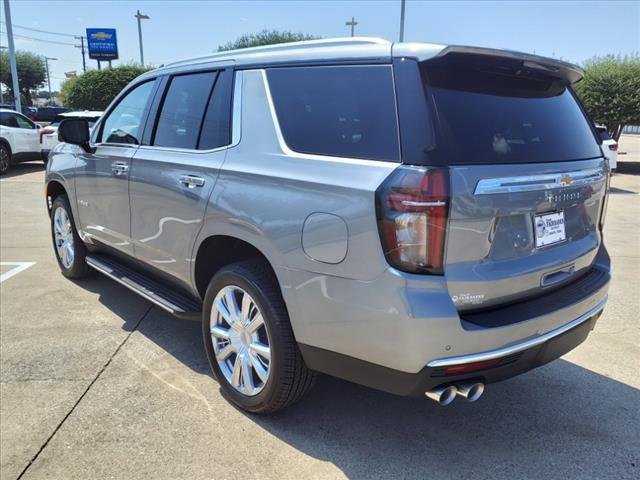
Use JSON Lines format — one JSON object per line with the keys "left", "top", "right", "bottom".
{"left": 431, "top": 45, "right": 584, "bottom": 84}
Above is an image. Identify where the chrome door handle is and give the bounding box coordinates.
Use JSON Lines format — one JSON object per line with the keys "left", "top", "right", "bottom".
{"left": 179, "top": 175, "right": 205, "bottom": 188}
{"left": 111, "top": 161, "right": 129, "bottom": 175}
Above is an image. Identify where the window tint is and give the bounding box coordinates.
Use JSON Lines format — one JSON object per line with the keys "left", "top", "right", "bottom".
{"left": 0, "top": 112, "right": 19, "bottom": 128}
{"left": 423, "top": 60, "right": 601, "bottom": 164}
{"left": 153, "top": 72, "right": 216, "bottom": 149}
{"left": 15, "top": 114, "right": 35, "bottom": 129}
{"left": 198, "top": 70, "right": 233, "bottom": 150}
{"left": 101, "top": 81, "right": 155, "bottom": 144}
{"left": 267, "top": 66, "right": 399, "bottom": 161}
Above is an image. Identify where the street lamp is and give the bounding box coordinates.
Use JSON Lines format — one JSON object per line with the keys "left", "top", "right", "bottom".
{"left": 44, "top": 56, "right": 57, "bottom": 106}
{"left": 134, "top": 9, "right": 150, "bottom": 66}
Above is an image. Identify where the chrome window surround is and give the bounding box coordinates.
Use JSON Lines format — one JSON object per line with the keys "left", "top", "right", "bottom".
{"left": 474, "top": 167, "right": 606, "bottom": 195}
{"left": 91, "top": 70, "right": 242, "bottom": 154}
{"left": 261, "top": 66, "right": 402, "bottom": 167}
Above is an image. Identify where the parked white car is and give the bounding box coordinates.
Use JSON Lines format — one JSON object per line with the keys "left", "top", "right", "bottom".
{"left": 40, "top": 111, "right": 103, "bottom": 162}
{"left": 595, "top": 126, "right": 618, "bottom": 170}
{"left": 0, "top": 108, "right": 42, "bottom": 175}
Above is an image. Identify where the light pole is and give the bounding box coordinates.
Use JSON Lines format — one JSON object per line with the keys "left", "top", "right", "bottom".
{"left": 134, "top": 9, "right": 150, "bottom": 66}
{"left": 3, "top": 0, "right": 22, "bottom": 111}
{"left": 345, "top": 16, "right": 358, "bottom": 37}
{"left": 74, "top": 35, "right": 87, "bottom": 73}
{"left": 44, "top": 56, "right": 57, "bottom": 106}
{"left": 399, "top": 0, "right": 406, "bottom": 42}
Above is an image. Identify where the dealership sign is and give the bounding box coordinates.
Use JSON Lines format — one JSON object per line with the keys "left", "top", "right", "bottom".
{"left": 86, "top": 28, "right": 119, "bottom": 60}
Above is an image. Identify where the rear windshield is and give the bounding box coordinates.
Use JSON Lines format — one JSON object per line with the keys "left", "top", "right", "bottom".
{"left": 422, "top": 58, "right": 601, "bottom": 164}
{"left": 52, "top": 115, "right": 100, "bottom": 127}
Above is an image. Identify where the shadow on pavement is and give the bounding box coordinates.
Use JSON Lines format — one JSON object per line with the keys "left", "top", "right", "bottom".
{"left": 1, "top": 161, "right": 45, "bottom": 179}
{"left": 76, "top": 275, "right": 640, "bottom": 479}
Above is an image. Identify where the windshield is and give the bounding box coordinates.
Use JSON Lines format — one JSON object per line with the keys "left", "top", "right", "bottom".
{"left": 422, "top": 58, "right": 601, "bottom": 165}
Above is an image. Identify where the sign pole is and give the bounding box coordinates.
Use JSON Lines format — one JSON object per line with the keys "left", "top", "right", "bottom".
{"left": 97, "top": 60, "right": 101, "bottom": 70}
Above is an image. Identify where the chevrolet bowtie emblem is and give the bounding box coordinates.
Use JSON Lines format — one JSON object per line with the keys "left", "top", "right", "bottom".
{"left": 559, "top": 175, "right": 573, "bottom": 186}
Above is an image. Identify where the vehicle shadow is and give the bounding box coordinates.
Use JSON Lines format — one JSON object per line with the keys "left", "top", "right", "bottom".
{"left": 2, "top": 161, "right": 45, "bottom": 179}
{"left": 77, "top": 275, "right": 639, "bottom": 480}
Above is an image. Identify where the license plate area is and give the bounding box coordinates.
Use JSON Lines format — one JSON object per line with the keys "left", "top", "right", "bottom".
{"left": 534, "top": 211, "right": 566, "bottom": 248}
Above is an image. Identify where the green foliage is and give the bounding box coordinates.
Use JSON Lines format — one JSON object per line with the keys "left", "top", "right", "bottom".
{"left": 574, "top": 54, "right": 640, "bottom": 140}
{"left": 218, "top": 29, "right": 319, "bottom": 51}
{"left": 0, "top": 50, "right": 47, "bottom": 105}
{"left": 59, "top": 65, "right": 151, "bottom": 110}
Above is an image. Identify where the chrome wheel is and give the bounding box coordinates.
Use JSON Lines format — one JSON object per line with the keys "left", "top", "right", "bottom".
{"left": 53, "top": 207, "right": 75, "bottom": 269}
{"left": 210, "top": 286, "right": 271, "bottom": 396}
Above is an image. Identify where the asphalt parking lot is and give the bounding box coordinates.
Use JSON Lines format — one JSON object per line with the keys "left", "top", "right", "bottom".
{"left": 1, "top": 163, "right": 638, "bottom": 480}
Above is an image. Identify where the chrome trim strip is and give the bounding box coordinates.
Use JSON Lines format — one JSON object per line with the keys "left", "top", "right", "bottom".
{"left": 232, "top": 70, "right": 243, "bottom": 147}
{"left": 401, "top": 200, "right": 446, "bottom": 207}
{"left": 86, "top": 257, "right": 178, "bottom": 314}
{"left": 427, "top": 296, "right": 607, "bottom": 368}
{"left": 474, "top": 167, "right": 605, "bottom": 195}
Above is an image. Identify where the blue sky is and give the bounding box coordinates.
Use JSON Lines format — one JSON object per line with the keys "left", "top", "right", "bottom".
{"left": 1, "top": 0, "right": 639, "bottom": 90}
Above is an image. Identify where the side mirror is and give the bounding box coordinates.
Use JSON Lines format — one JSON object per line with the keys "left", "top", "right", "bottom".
{"left": 58, "top": 118, "right": 95, "bottom": 153}
{"left": 36, "top": 124, "right": 42, "bottom": 130}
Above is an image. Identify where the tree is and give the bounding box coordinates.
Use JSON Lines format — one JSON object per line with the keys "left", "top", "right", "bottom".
{"left": 218, "top": 29, "right": 319, "bottom": 51}
{"left": 59, "top": 65, "right": 151, "bottom": 110}
{"left": 0, "top": 50, "right": 47, "bottom": 105}
{"left": 574, "top": 54, "right": 640, "bottom": 141}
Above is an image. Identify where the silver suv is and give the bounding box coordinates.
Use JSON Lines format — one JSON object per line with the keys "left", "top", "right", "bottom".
{"left": 46, "top": 38, "right": 611, "bottom": 413}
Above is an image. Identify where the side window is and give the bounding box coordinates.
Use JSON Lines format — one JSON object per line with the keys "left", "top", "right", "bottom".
{"left": 15, "top": 114, "right": 35, "bottom": 129}
{"left": 153, "top": 72, "right": 217, "bottom": 149}
{"left": 0, "top": 113, "right": 19, "bottom": 127}
{"left": 100, "top": 81, "right": 155, "bottom": 145}
{"left": 267, "top": 65, "right": 400, "bottom": 162}
{"left": 198, "top": 70, "right": 233, "bottom": 150}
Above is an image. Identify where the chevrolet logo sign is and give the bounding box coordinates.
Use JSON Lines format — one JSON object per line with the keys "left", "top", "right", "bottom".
{"left": 90, "top": 32, "right": 113, "bottom": 40}
{"left": 559, "top": 175, "right": 573, "bottom": 186}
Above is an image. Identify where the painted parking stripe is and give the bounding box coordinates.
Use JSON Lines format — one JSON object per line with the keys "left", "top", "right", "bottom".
{"left": 0, "top": 262, "right": 36, "bottom": 283}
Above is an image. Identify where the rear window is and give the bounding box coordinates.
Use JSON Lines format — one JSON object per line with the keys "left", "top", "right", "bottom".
{"left": 423, "top": 58, "right": 601, "bottom": 164}
{"left": 267, "top": 65, "right": 399, "bottom": 162}
{"left": 52, "top": 115, "right": 100, "bottom": 127}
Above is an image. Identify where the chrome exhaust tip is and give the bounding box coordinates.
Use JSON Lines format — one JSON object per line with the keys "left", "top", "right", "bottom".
{"left": 455, "top": 382, "right": 485, "bottom": 402}
{"left": 425, "top": 385, "right": 458, "bottom": 406}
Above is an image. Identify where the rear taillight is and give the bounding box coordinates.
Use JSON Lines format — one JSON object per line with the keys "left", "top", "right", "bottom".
{"left": 376, "top": 166, "right": 449, "bottom": 274}
{"left": 39, "top": 128, "right": 54, "bottom": 143}
{"left": 608, "top": 143, "right": 618, "bottom": 151}
{"left": 600, "top": 172, "right": 611, "bottom": 229}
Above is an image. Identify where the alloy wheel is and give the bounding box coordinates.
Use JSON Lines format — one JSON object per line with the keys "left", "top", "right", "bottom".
{"left": 53, "top": 207, "right": 75, "bottom": 269}
{"left": 210, "top": 286, "right": 272, "bottom": 396}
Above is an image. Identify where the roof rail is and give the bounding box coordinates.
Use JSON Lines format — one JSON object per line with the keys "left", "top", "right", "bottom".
{"left": 163, "top": 37, "right": 391, "bottom": 68}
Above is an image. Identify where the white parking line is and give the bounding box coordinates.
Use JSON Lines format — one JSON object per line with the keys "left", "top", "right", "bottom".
{"left": 0, "top": 262, "right": 36, "bottom": 283}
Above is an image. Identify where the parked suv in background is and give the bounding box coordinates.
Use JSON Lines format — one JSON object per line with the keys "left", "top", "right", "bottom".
{"left": 0, "top": 108, "right": 42, "bottom": 175}
{"left": 45, "top": 38, "right": 611, "bottom": 413}
{"left": 40, "top": 110, "right": 103, "bottom": 162}
{"left": 595, "top": 125, "right": 618, "bottom": 170}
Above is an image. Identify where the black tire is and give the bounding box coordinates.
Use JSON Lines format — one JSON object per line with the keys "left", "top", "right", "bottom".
{"left": 203, "top": 260, "right": 316, "bottom": 414}
{"left": 50, "top": 194, "right": 92, "bottom": 279}
{"left": 0, "top": 143, "right": 10, "bottom": 175}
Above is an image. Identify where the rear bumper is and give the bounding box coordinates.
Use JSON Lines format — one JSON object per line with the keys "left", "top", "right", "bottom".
{"left": 300, "top": 298, "right": 605, "bottom": 396}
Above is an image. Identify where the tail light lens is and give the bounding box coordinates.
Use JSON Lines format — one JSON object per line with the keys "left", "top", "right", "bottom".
{"left": 600, "top": 172, "right": 611, "bottom": 230}
{"left": 376, "top": 166, "right": 449, "bottom": 274}
{"left": 39, "top": 128, "right": 54, "bottom": 143}
{"left": 608, "top": 143, "right": 618, "bottom": 151}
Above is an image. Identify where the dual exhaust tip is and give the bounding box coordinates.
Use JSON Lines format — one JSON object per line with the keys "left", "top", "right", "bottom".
{"left": 425, "top": 382, "right": 485, "bottom": 406}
